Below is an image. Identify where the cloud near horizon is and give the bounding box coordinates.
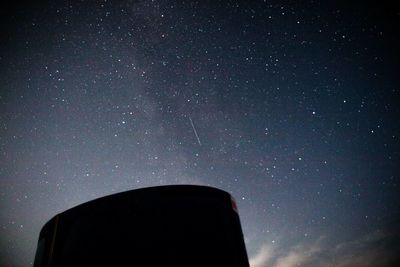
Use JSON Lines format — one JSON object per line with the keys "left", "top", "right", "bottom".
{"left": 249, "top": 229, "right": 400, "bottom": 267}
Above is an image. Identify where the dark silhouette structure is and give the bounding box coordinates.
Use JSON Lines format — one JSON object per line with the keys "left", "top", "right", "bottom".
{"left": 34, "top": 185, "right": 250, "bottom": 267}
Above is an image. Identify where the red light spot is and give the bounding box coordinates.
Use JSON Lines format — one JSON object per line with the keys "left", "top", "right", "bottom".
{"left": 231, "top": 196, "right": 238, "bottom": 213}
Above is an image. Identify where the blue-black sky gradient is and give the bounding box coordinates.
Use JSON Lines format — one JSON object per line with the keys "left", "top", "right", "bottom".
{"left": 1, "top": 1, "right": 400, "bottom": 266}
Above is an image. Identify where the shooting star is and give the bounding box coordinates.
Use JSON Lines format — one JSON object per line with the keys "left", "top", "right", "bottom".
{"left": 189, "top": 117, "right": 202, "bottom": 145}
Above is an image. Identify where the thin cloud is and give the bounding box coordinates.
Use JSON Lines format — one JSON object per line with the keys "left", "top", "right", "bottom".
{"left": 274, "top": 244, "right": 320, "bottom": 267}
{"left": 249, "top": 244, "right": 274, "bottom": 267}
{"left": 249, "top": 229, "right": 400, "bottom": 267}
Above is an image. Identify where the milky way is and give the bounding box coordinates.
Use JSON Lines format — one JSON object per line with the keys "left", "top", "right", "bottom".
{"left": 1, "top": 1, "right": 399, "bottom": 266}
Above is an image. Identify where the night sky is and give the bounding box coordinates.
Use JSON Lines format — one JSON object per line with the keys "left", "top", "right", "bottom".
{"left": 1, "top": 1, "right": 400, "bottom": 266}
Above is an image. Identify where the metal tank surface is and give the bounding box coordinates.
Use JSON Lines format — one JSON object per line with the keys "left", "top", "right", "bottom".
{"left": 34, "top": 185, "right": 250, "bottom": 267}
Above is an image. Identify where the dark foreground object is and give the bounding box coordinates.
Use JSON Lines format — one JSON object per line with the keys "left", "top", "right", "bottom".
{"left": 34, "top": 185, "right": 250, "bottom": 267}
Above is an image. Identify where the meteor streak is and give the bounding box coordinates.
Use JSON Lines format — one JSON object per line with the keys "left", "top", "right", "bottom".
{"left": 189, "top": 117, "right": 201, "bottom": 145}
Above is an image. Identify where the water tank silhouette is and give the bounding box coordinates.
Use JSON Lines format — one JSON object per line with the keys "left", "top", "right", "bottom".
{"left": 34, "top": 185, "right": 250, "bottom": 267}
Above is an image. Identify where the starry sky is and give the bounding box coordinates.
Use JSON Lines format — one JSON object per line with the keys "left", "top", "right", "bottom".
{"left": 1, "top": 1, "right": 400, "bottom": 266}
